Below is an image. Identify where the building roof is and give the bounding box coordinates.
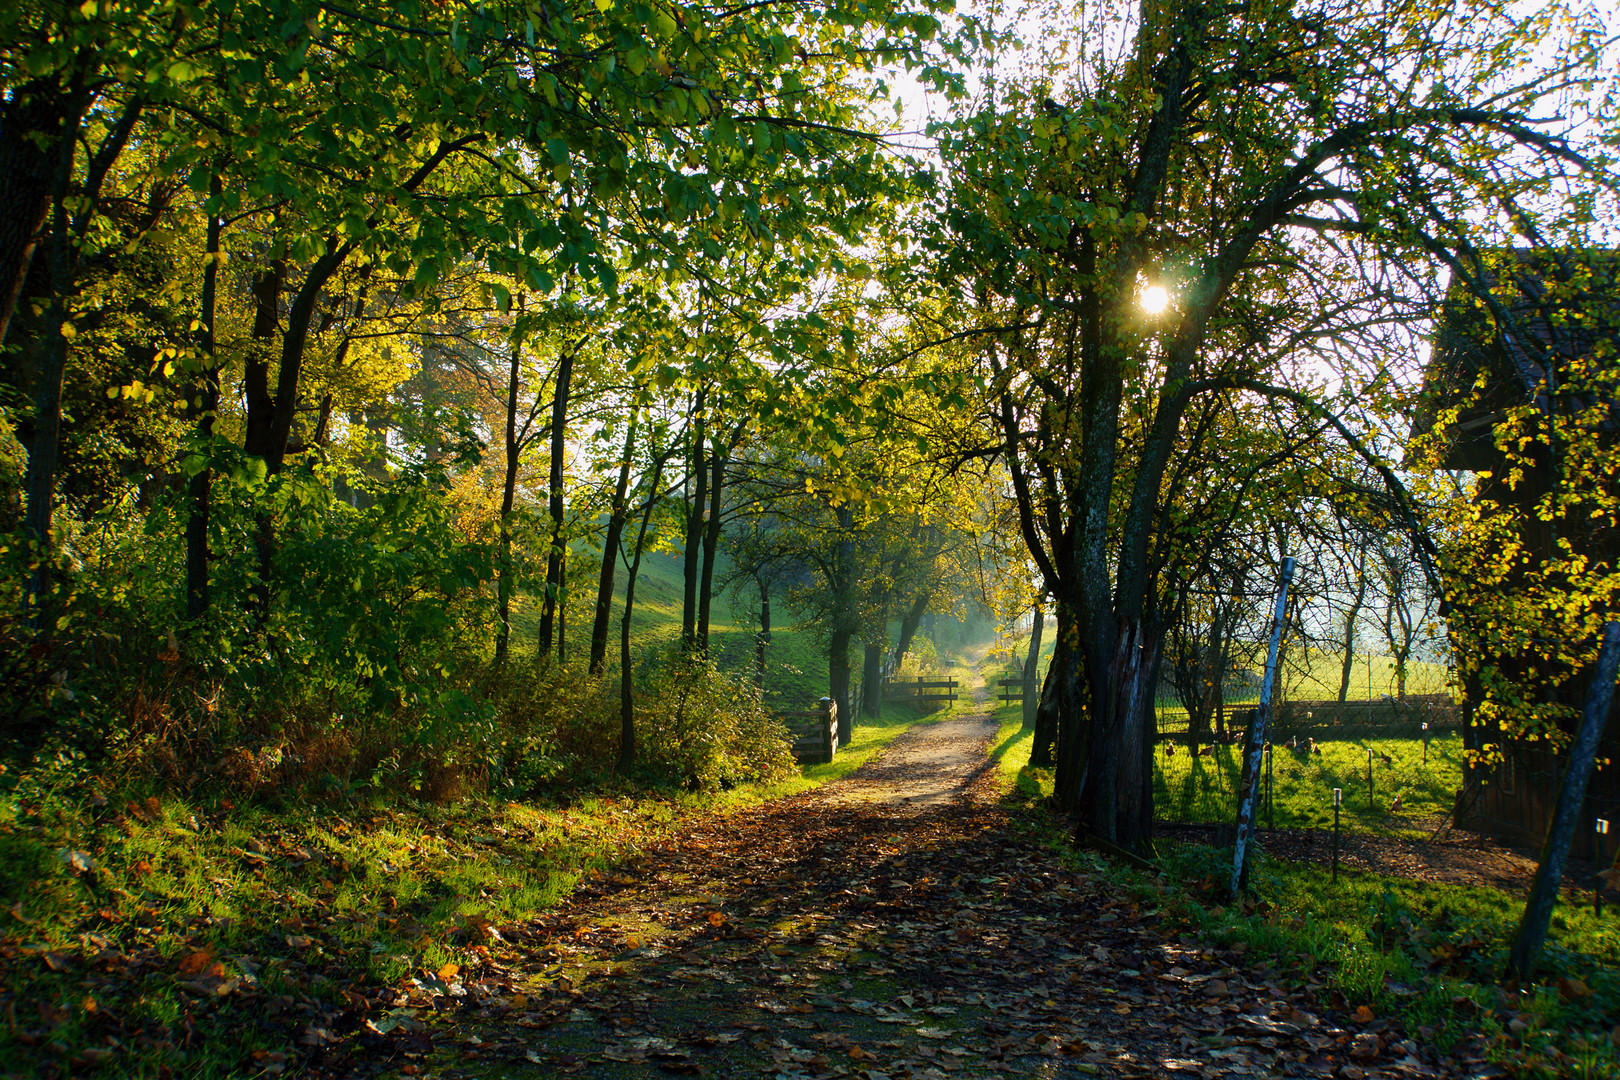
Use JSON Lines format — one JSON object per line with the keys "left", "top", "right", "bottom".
{"left": 1411, "top": 248, "right": 1620, "bottom": 472}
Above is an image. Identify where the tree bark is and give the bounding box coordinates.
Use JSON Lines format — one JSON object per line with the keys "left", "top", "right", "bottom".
{"left": 829, "top": 627, "right": 853, "bottom": 744}
{"left": 755, "top": 580, "right": 771, "bottom": 690}
{"left": 680, "top": 390, "right": 707, "bottom": 650}
{"left": 589, "top": 410, "right": 639, "bottom": 674}
{"left": 1023, "top": 598, "right": 1045, "bottom": 728}
{"left": 1074, "top": 619, "right": 1162, "bottom": 852}
{"left": 185, "top": 177, "right": 222, "bottom": 619}
{"left": 861, "top": 642, "right": 884, "bottom": 719}
{"left": 21, "top": 90, "right": 87, "bottom": 618}
{"left": 696, "top": 431, "right": 728, "bottom": 655}
{"left": 494, "top": 338, "right": 524, "bottom": 668}
{"left": 618, "top": 454, "right": 668, "bottom": 775}
{"left": 1504, "top": 622, "right": 1620, "bottom": 982}
{"left": 1044, "top": 603, "right": 1084, "bottom": 781}
{"left": 536, "top": 348, "right": 574, "bottom": 656}
{"left": 0, "top": 78, "right": 77, "bottom": 349}
{"left": 1337, "top": 559, "right": 1369, "bottom": 702}
{"left": 894, "top": 590, "right": 930, "bottom": 667}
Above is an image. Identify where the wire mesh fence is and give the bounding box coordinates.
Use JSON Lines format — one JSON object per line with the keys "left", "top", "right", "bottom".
{"left": 1151, "top": 650, "right": 1619, "bottom": 900}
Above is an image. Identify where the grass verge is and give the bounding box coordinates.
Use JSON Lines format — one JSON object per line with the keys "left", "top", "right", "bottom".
{"left": 0, "top": 646, "right": 961, "bottom": 1078}
{"left": 998, "top": 746, "right": 1620, "bottom": 1079}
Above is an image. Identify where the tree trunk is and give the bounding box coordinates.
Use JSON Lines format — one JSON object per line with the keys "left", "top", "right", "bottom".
{"left": 21, "top": 97, "right": 86, "bottom": 619}
{"left": 861, "top": 642, "right": 884, "bottom": 719}
{"left": 185, "top": 177, "right": 222, "bottom": 619}
{"left": 894, "top": 590, "right": 930, "bottom": 667}
{"left": 589, "top": 411, "right": 639, "bottom": 674}
{"left": 1023, "top": 599, "right": 1045, "bottom": 728}
{"left": 755, "top": 581, "right": 771, "bottom": 690}
{"left": 696, "top": 433, "right": 727, "bottom": 655}
{"left": 1337, "top": 566, "right": 1369, "bottom": 702}
{"left": 494, "top": 339, "right": 524, "bottom": 667}
{"left": 0, "top": 77, "right": 80, "bottom": 349}
{"left": 536, "top": 348, "right": 574, "bottom": 656}
{"left": 1074, "top": 619, "right": 1162, "bottom": 853}
{"left": 1505, "top": 622, "right": 1620, "bottom": 982}
{"left": 1044, "top": 604, "right": 1086, "bottom": 783}
{"left": 680, "top": 390, "right": 707, "bottom": 650}
{"left": 618, "top": 455, "right": 667, "bottom": 775}
{"left": 829, "top": 627, "right": 853, "bottom": 744}
{"left": 556, "top": 550, "right": 568, "bottom": 663}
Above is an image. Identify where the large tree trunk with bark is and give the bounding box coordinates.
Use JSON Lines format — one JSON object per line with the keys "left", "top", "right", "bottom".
{"left": 536, "top": 349, "right": 574, "bottom": 656}
{"left": 1044, "top": 603, "right": 1085, "bottom": 782}
{"left": 0, "top": 78, "right": 82, "bottom": 349}
{"left": 1074, "top": 619, "right": 1162, "bottom": 852}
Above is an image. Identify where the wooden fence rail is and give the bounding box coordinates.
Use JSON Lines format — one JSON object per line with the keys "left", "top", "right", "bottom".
{"left": 778, "top": 699, "right": 838, "bottom": 765}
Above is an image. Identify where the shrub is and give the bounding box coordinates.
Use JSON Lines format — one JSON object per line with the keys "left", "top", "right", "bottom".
{"left": 634, "top": 649, "right": 795, "bottom": 789}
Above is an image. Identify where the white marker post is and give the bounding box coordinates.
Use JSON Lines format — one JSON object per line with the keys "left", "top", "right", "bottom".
{"left": 1598, "top": 818, "right": 1611, "bottom": 917}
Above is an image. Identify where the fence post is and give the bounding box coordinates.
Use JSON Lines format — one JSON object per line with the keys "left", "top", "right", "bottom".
{"left": 1231, "top": 556, "right": 1295, "bottom": 896}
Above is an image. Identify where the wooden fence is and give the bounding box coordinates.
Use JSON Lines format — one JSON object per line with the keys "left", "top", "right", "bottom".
{"left": 883, "top": 676, "right": 959, "bottom": 707}
{"left": 778, "top": 699, "right": 838, "bottom": 765}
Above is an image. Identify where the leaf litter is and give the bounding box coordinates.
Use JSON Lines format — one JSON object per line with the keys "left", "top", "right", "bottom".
{"left": 0, "top": 711, "right": 1496, "bottom": 1079}
{"left": 342, "top": 714, "right": 1483, "bottom": 1080}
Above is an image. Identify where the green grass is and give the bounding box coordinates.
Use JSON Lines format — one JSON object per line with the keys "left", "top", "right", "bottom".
{"left": 995, "top": 714, "right": 1620, "bottom": 1079}
{"left": 1155, "top": 732, "right": 1468, "bottom": 831}
{"left": 1153, "top": 848, "right": 1620, "bottom": 1078}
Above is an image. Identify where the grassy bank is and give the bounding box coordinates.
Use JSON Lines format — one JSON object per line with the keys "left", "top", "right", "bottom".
{"left": 0, "top": 641, "right": 978, "bottom": 1079}
{"left": 995, "top": 717, "right": 1620, "bottom": 1079}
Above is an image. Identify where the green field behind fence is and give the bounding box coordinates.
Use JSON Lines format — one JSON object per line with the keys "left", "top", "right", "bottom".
{"left": 1154, "top": 732, "right": 1467, "bottom": 831}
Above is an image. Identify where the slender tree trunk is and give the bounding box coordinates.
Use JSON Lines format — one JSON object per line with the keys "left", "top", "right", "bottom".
{"left": 894, "top": 590, "right": 930, "bottom": 667}
{"left": 185, "top": 177, "right": 222, "bottom": 619}
{"left": 861, "top": 642, "right": 883, "bottom": 719}
{"left": 1023, "top": 599, "right": 1045, "bottom": 728}
{"left": 494, "top": 339, "right": 524, "bottom": 667}
{"left": 680, "top": 390, "right": 707, "bottom": 650}
{"left": 1337, "top": 567, "right": 1369, "bottom": 702}
{"left": 1505, "top": 622, "right": 1620, "bottom": 982}
{"left": 536, "top": 348, "right": 574, "bottom": 656}
{"left": 829, "top": 627, "right": 853, "bottom": 744}
{"left": 589, "top": 410, "right": 638, "bottom": 674}
{"left": 556, "top": 552, "right": 568, "bottom": 663}
{"left": 242, "top": 263, "right": 283, "bottom": 616}
{"left": 755, "top": 580, "right": 770, "bottom": 690}
{"left": 618, "top": 456, "right": 668, "bottom": 775}
{"left": 695, "top": 434, "right": 727, "bottom": 655}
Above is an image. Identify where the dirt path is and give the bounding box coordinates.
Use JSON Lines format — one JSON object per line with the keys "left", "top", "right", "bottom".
{"left": 345, "top": 682, "right": 1471, "bottom": 1080}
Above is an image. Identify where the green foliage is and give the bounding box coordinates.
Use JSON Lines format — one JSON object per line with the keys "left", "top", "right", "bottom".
{"left": 633, "top": 650, "right": 795, "bottom": 790}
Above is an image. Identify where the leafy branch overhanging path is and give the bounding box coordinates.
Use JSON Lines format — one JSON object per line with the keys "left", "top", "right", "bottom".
{"left": 374, "top": 696, "right": 1475, "bottom": 1079}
